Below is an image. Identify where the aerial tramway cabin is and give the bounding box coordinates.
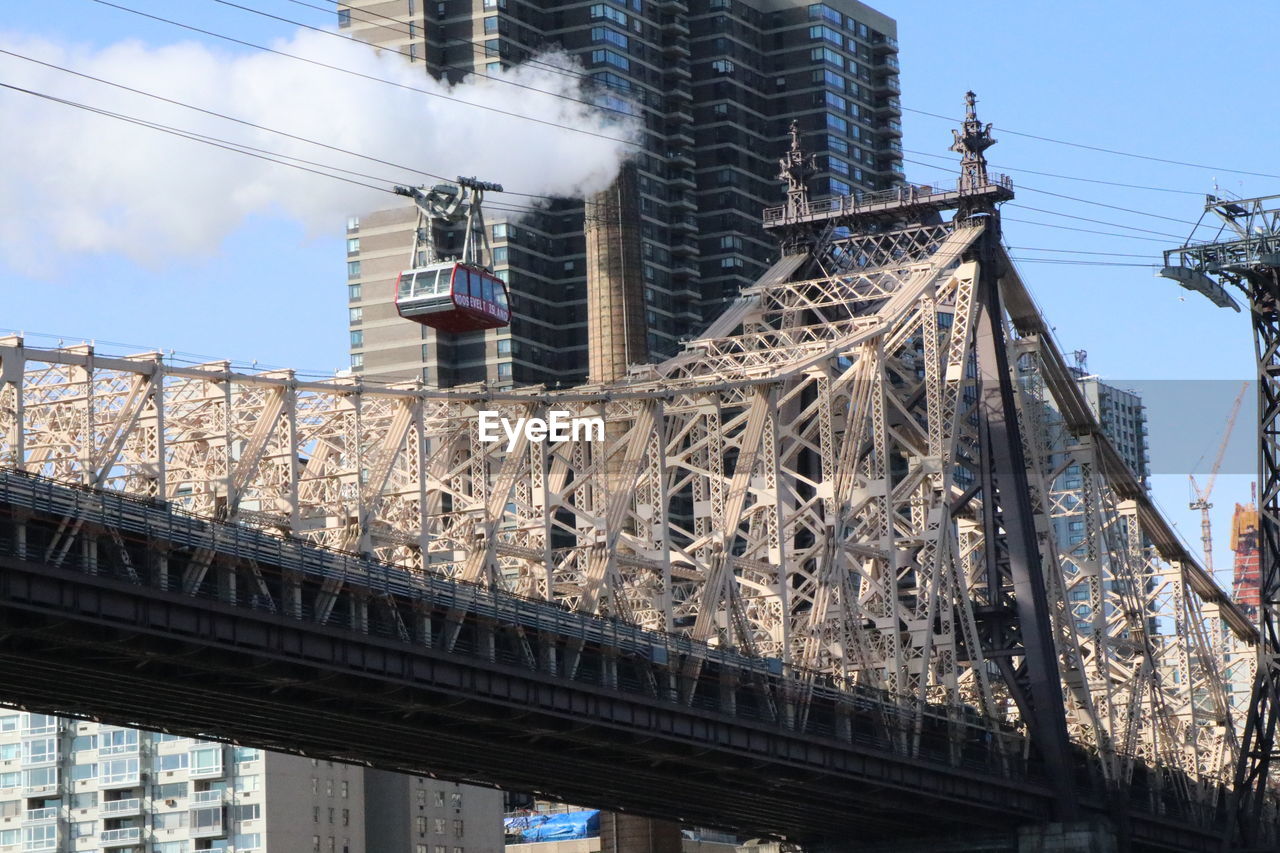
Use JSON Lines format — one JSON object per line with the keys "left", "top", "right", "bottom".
{"left": 394, "top": 260, "right": 510, "bottom": 333}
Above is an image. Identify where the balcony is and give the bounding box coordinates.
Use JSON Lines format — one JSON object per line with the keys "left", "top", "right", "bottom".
{"left": 22, "top": 808, "right": 57, "bottom": 823}
{"left": 191, "top": 791, "right": 223, "bottom": 805}
{"left": 100, "top": 828, "right": 142, "bottom": 847}
{"left": 100, "top": 799, "right": 142, "bottom": 818}
{"left": 873, "top": 96, "right": 901, "bottom": 115}
{"left": 189, "top": 806, "right": 225, "bottom": 839}
{"left": 874, "top": 75, "right": 900, "bottom": 94}
{"left": 870, "top": 34, "right": 897, "bottom": 52}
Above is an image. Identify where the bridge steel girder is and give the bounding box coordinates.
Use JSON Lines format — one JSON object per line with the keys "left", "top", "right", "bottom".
{"left": 0, "top": 167, "right": 1268, "bottom": 841}
{"left": 0, "top": 472, "right": 1236, "bottom": 852}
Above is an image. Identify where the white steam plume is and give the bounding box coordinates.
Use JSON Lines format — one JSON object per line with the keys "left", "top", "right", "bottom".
{"left": 0, "top": 28, "right": 641, "bottom": 274}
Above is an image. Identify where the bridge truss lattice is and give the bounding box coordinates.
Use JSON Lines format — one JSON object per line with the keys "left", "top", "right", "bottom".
{"left": 0, "top": 97, "right": 1265, "bottom": 832}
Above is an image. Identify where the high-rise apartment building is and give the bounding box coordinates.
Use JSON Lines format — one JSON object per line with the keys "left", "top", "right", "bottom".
{"left": 342, "top": 0, "right": 902, "bottom": 386}
{"left": 0, "top": 711, "right": 502, "bottom": 853}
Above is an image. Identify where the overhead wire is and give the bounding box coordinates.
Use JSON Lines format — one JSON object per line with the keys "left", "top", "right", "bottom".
{"left": 288, "top": 0, "right": 601, "bottom": 88}
{"left": 83, "top": 0, "right": 641, "bottom": 148}
{"left": 205, "top": 0, "right": 639, "bottom": 120}
{"left": 1005, "top": 246, "right": 1157, "bottom": 259}
{"left": 0, "top": 80, "right": 404, "bottom": 196}
{"left": 999, "top": 217, "right": 1176, "bottom": 245}
{"left": 902, "top": 104, "right": 1280, "bottom": 182}
{"left": 901, "top": 147, "right": 1205, "bottom": 196}
{"left": 18, "top": 6, "right": 1243, "bottom": 246}
{"left": 2, "top": 48, "right": 437, "bottom": 186}
{"left": 900, "top": 155, "right": 1200, "bottom": 236}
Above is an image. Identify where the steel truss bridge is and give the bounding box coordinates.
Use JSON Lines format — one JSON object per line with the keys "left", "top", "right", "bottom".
{"left": 0, "top": 99, "right": 1274, "bottom": 851}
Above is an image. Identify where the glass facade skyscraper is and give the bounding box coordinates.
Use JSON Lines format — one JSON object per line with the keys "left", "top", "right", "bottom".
{"left": 342, "top": 0, "right": 902, "bottom": 386}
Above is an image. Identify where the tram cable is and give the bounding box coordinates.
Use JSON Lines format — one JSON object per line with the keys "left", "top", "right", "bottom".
{"left": 205, "top": 0, "right": 638, "bottom": 120}
{"left": 902, "top": 104, "right": 1280, "bottom": 182}
{"left": 901, "top": 156, "right": 1200, "bottom": 237}
{"left": 0, "top": 80, "right": 405, "bottom": 196}
{"left": 286, "top": 0, "right": 601, "bottom": 88}
{"left": 82, "top": 0, "right": 642, "bottom": 149}
{"left": 901, "top": 147, "right": 1204, "bottom": 196}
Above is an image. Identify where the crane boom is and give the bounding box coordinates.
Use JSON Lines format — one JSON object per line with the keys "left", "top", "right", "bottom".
{"left": 1188, "top": 381, "right": 1248, "bottom": 574}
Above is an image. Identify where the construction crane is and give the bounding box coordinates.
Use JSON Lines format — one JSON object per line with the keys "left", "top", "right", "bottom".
{"left": 1188, "top": 380, "right": 1248, "bottom": 575}
{"left": 1161, "top": 192, "right": 1280, "bottom": 851}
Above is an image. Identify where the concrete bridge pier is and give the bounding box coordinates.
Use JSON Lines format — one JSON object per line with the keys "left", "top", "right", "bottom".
{"left": 600, "top": 813, "right": 682, "bottom": 853}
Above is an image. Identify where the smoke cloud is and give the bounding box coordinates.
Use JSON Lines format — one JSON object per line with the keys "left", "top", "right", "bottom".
{"left": 0, "top": 28, "right": 641, "bottom": 274}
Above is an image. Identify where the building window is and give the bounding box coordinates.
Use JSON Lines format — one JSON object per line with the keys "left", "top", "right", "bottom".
{"left": 190, "top": 747, "right": 221, "bottom": 777}
{"left": 808, "top": 4, "right": 843, "bottom": 26}
{"left": 350, "top": 330, "right": 363, "bottom": 348}
{"left": 433, "top": 819, "right": 446, "bottom": 835}
{"left": 349, "top": 307, "right": 363, "bottom": 324}
{"left": 337, "top": 8, "right": 350, "bottom": 27}
{"left": 99, "top": 729, "right": 138, "bottom": 755}
{"left": 589, "top": 49, "right": 629, "bottom": 71}
{"left": 590, "top": 27, "right": 628, "bottom": 48}
{"left": 453, "top": 820, "right": 463, "bottom": 838}
{"left": 23, "top": 825, "right": 56, "bottom": 852}
{"left": 23, "top": 767, "right": 58, "bottom": 789}
{"left": 496, "top": 338, "right": 511, "bottom": 355}
{"left": 450, "top": 792, "right": 462, "bottom": 808}
{"left": 22, "top": 737, "right": 57, "bottom": 765}
{"left": 588, "top": 4, "right": 627, "bottom": 26}
{"left": 348, "top": 283, "right": 362, "bottom": 301}
{"left": 417, "top": 817, "right": 428, "bottom": 835}
{"left": 347, "top": 261, "right": 361, "bottom": 279}
{"left": 346, "top": 215, "right": 359, "bottom": 231}
{"left": 341, "top": 781, "right": 349, "bottom": 798}
{"left": 710, "top": 59, "right": 734, "bottom": 75}
{"left": 808, "top": 24, "right": 842, "bottom": 46}
{"left": 810, "top": 46, "right": 843, "bottom": 68}
{"left": 314, "top": 807, "right": 320, "bottom": 823}
{"left": 326, "top": 780, "right": 333, "bottom": 796}
{"left": 99, "top": 757, "right": 139, "bottom": 786}
{"left": 0, "top": 717, "right": 16, "bottom": 733}
{"left": 493, "top": 247, "right": 508, "bottom": 263}
{"left": 234, "top": 834, "right": 261, "bottom": 852}
{"left": 342, "top": 809, "right": 350, "bottom": 827}
{"left": 434, "top": 791, "right": 445, "bottom": 808}
{"left": 70, "top": 763, "right": 97, "bottom": 781}
{"left": 483, "top": 16, "right": 498, "bottom": 33}
{"left": 347, "top": 238, "right": 360, "bottom": 255}
{"left": 23, "top": 715, "right": 56, "bottom": 735}
{"left": 328, "top": 807, "right": 335, "bottom": 824}
{"left": 496, "top": 363, "right": 512, "bottom": 378}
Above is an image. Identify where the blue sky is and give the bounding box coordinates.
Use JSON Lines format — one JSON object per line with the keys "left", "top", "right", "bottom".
{"left": 2, "top": 0, "right": 1276, "bottom": 582}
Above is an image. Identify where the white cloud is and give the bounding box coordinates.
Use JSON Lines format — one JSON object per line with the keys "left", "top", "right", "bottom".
{"left": 0, "top": 28, "right": 641, "bottom": 275}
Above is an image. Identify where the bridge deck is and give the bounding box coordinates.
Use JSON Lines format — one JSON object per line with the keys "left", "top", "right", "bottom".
{"left": 0, "top": 471, "right": 1231, "bottom": 851}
